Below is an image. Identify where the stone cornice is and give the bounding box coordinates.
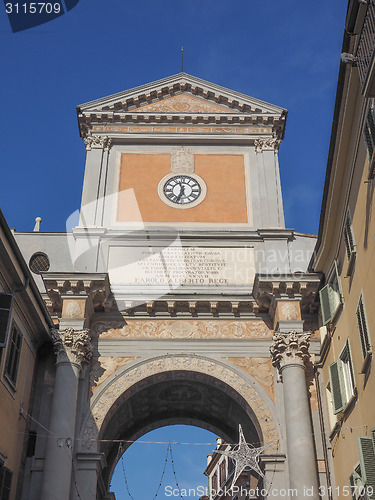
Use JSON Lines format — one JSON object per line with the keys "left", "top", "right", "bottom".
{"left": 42, "top": 273, "right": 111, "bottom": 316}
{"left": 51, "top": 328, "right": 93, "bottom": 368}
{"left": 270, "top": 330, "right": 311, "bottom": 370}
{"left": 253, "top": 273, "right": 321, "bottom": 314}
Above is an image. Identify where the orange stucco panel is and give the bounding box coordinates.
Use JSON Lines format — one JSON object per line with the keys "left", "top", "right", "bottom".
{"left": 116, "top": 153, "right": 248, "bottom": 223}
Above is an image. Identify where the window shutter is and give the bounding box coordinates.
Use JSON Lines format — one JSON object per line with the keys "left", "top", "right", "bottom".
{"left": 357, "top": 296, "right": 372, "bottom": 359}
{"left": 365, "top": 126, "right": 374, "bottom": 160}
{"left": 344, "top": 212, "right": 356, "bottom": 262}
{"left": 349, "top": 469, "right": 363, "bottom": 500}
{"left": 0, "top": 294, "right": 13, "bottom": 348}
{"left": 1, "top": 468, "right": 12, "bottom": 500}
{"left": 365, "top": 102, "right": 375, "bottom": 179}
{"left": 329, "top": 360, "right": 345, "bottom": 414}
{"left": 357, "top": 436, "right": 375, "bottom": 500}
{"left": 319, "top": 283, "right": 340, "bottom": 325}
{"left": 4, "top": 327, "right": 22, "bottom": 386}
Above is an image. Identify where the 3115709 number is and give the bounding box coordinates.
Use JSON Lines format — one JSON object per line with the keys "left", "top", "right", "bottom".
{"left": 5, "top": 3, "right": 61, "bottom": 14}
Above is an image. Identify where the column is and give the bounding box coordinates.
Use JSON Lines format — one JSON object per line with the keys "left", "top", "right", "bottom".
{"left": 270, "top": 331, "right": 320, "bottom": 499}
{"left": 40, "top": 328, "right": 93, "bottom": 500}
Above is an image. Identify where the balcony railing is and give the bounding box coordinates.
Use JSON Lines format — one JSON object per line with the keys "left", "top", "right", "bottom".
{"left": 357, "top": 0, "right": 375, "bottom": 96}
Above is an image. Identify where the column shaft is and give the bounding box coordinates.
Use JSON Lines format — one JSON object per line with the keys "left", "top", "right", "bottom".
{"left": 40, "top": 362, "right": 80, "bottom": 500}
{"left": 281, "top": 363, "right": 319, "bottom": 498}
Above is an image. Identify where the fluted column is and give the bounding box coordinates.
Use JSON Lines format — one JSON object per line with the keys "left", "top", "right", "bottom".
{"left": 270, "top": 331, "right": 319, "bottom": 499}
{"left": 41, "top": 328, "right": 93, "bottom": 500}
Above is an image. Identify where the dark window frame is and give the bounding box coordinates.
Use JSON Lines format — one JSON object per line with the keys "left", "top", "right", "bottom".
{"left": 3, "top": 323, "right": 22, "bottom": 388}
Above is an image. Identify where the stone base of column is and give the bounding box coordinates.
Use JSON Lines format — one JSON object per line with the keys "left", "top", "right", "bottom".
{"left": 261, "top": 454, "right": 287, "bottom": 498}
{"left": 73, "top": 452, "right": 106, "bottom": 500}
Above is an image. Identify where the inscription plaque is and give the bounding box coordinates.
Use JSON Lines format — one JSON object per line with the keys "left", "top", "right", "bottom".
{"left": 108, "top": 246, "right": 255, "bottom": 288}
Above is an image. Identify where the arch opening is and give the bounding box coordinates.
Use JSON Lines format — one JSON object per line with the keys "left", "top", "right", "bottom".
{"left": 98, "top": 370, "right": 263, "bottom": 491}
{"left": 110, "top": 425, "right": 218, "bottom": 499}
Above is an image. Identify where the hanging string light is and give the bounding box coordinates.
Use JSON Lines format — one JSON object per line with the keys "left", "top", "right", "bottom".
{"left": 120, "top": 443, "right": 185, "bottom": 500}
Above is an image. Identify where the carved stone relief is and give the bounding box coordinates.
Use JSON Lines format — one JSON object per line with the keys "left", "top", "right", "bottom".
{"left": 91, "top": 320, "right": 271, "bottom": 339}
{"left": 132, "top": 94, "right": 233, "bottom": 114}
{"left": 63, "top": 300, "right": 84, "bottom": 319}
{"left": 81, "top": 355, "right": 279, "bottom": 454}
{"left": 90, "top": 356, "right": 138, "bottom": 394}
{"left": 224, "top": 357, "right": 275, "bottom": 402}
{"left": 280, "top": 302, "right": 300, "bottom": 321}
{"left": 170, "top": 146, "right": 195, "bottom": 174}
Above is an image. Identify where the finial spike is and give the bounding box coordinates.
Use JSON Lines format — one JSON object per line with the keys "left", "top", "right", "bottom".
{"left": 181, "top": 46, "right": 184, "bottom": 72}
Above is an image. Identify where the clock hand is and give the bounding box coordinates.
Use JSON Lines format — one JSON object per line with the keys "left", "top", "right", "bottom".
{"left": 176, "top": 184, "right": 185, "bottom": 202}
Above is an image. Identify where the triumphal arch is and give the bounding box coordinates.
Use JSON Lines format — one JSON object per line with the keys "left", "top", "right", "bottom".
{"left": 17, "top": 74, "right": 328, "bottom": 499}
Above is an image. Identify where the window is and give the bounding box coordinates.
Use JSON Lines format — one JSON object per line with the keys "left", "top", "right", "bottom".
{"left": 349, "top": 465, "right": 366, "bottom": 500}
{"left": 319, "top": 261, "right": 343, "bottom": 325}
{"left": 328, "top": 340, "right": 356, "bottom": 415}
{"left": 344, "top": 211, "right": 356, "bottom": 274}
{"left": 355, "top": 433, "right": 375, "bottom": 500}
{"left": 364, "top": 100, "right": 375, "bottom": 179}
{"left": 357, "top": 295, "right": 372, "bottom": 370}
{"left": 4, "top": 325, "right": 22, "bottom": 387}
{"left": 0, "top": 294, "right": 13, "bottom": 348}
{"left": 326, "top": 384, "right": 339, "bottom": 433}
{"left": 0, "top": 460, "right": 12, "bottom": 500}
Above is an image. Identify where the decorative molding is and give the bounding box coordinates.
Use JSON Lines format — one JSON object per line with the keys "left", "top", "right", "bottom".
{"left": 91, "top": 320, "right": 272, "bottom": 339}
{"left": 170, "top": 146, "right": 195, "bottom": 173}
{"left": 51, "top": 328, "right": 93, "bottom": 368}
{"left": 91, "top": 125, "right": 273, "bottom": 135}
{"left": 80, "top": 355, "right": 279, "bottom": 453}
{"left": 269, "top": 331, "right": 311, "bottom": 370}
{"left": 84, "top": 135, "right": 112, "bottom": 151}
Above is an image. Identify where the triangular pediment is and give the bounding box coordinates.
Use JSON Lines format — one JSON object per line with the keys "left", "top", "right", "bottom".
{"left": 77, "top": 73, "right": 287, "bottom": 138}
{"left": 129, "top": 93, "right": 234, "bottom": 114}
{"left": 78, "top": 73, "right": 286, "bottom": 115}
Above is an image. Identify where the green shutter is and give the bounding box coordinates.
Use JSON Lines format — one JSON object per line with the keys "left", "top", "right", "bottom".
{"left": 357, "top": 436, "right": 375, "bottom": 500}
{"left": 357, "top": 296, "right": 372, "bottom": 359}
{"left": 320, "top": 283, "right": 340, "bottom": 325}
{"left": 329, "top": 360, "right": 345, "bottom": 414}
{"left": 344, "top": 213, "right": 355, "bottom": 261}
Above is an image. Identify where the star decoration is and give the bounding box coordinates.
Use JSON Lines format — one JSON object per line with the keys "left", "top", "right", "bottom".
{"left": 216, "top": 425, "right": 270, "bottom": 485}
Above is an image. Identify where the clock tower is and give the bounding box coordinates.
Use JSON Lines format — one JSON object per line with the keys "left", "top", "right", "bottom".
{"left": 18, "top": 74, "right": 325, "bottom": 500}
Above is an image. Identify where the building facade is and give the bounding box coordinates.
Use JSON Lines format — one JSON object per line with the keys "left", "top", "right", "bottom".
{"left": 7, "top": 73, "right": 333, "bottom": 499}
{"left": 0, "top": 210, "right": 53, "bottom": 500}
{"left": 311, "top": 1, "right": 375, "bottom": 498}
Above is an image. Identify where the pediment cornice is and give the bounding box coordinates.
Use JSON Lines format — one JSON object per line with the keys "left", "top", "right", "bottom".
{"left": 77, "top": 73, "right": 287, "bottom": 139}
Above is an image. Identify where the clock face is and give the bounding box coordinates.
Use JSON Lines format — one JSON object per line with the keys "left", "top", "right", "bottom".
{"left": 163, "top": 175, "right": 202, "bottom": 205}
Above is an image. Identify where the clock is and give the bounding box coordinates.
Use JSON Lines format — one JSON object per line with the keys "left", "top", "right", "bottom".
{"left": 158, "top": 174, "right": 207, "bottom": 209}
{"left": 163, "top": 175, "right": 201, "bottom": 205}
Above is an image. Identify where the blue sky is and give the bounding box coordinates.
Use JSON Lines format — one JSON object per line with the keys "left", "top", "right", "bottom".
{"left": 109, "top": 426, "right": 217, "bottom": 499}
{"left": 0, "top": 1, "right": 347, "bottom": 497}
{"left": 0, "top": 0, "right": 346, "bottom": 235}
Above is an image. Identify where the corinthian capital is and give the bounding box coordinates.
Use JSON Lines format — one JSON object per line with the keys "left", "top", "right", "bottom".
{"left": 84, "top": 135, "right": 112, "bottom": 151}
{"left": 253, "top": 138, "right": 280, "bottom": 153}
{"left": 51, "top": 328, "right": 93, "bottom": 368}
{"left": 270, "top": 331, "right": 311, "bottom": 370}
